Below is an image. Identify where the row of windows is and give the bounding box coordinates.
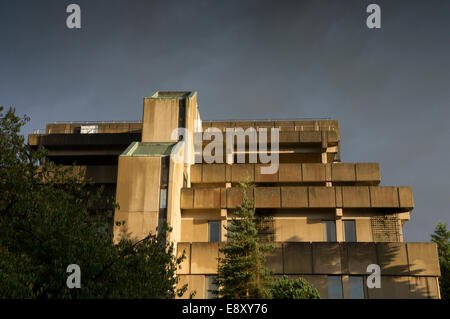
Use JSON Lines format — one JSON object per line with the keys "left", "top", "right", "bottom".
{"left": 328, "top": 275, "right": 365, "bottom": 299}
{"left": 323, "top": 220, "right": 356, "bottom": 242}
{"left": 204, "top": 275, "right": 365, "bottom": 299}
{"left": 206, "top": 220, "right": 358, "bottom": 243}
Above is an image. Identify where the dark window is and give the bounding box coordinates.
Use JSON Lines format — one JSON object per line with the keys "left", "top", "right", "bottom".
{"left": 327, "top": 276, "right": 343, "bottom": 299}
{"left": 323, "top": 220, "right": 336, "bottom": 242}
{"left": 178, "top": 99, "right": 186, "bottom": 130}
{"left": 205, "top": 275, "right": 218, "bottom": 299}
{"left": 256, "top": 216, "right": 274, "bottom": 243}
{"left": 344, "top": 220, "right": 356, "bottom": 242}
{"left": 208, "top": 221, "right": 221, "bottom": 242}
{"left": 349, "top": 276, "right": 365, "bottom": 299}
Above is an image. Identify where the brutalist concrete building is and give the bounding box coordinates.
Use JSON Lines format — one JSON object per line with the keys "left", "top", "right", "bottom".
{"left": 28, "top": 91, "right": 441, "bottom": 299}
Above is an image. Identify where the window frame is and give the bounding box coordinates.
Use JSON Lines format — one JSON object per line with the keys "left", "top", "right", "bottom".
{"left": 327, "top": 275, "right": 343, "bottom": 299}
{"left": 348, "top": 275, "right": 365, "bottom": 299}
{"left": 323, "top": 220, "right": 337, "bottom": 242}
{"left": 208, "top": 220, "right": 221, "bottom": 243}
{"left": 343, "top": 219, "right": 357, "bottom": 242}
{"left": 205, "top": 275, "right": 218, "bottom": 299}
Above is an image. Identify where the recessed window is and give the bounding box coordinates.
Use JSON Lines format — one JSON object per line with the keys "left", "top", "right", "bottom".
{"left": 205, "top": 275, "right": 218, "bottom": 299}
{"left": 349, "top": 276, "right": 365, "bottom": 299}
{"left": 208, "top": 221, "right": 221, "bottom": 243}
{"left": 159, "top": 188, "right": 167, "bottom": 209}
{"left": 327, "top": 276, "right": 343, "bottom": 299}
{"left": 323, "top": 221, "right": 336, "bottom": 242}
{"left": 344, "top": 220, "right": 356, "bottom": 242}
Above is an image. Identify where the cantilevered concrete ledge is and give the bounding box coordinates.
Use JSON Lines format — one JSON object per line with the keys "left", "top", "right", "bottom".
{"left": 180, "top": 185, "right": 414, "bottom": 211}
{"left": 176, "top": 242, "right": 440, "bottom": 277}
{"left": 190, "top": 163, "right": 380, "bottom": 185}
{"left": 176, "top": 242, "right": 440, "bottom": 299}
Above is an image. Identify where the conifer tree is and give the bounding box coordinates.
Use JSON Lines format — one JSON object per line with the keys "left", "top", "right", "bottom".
{"left": 431, "top": 221, "right": 450, "bottom": 299}
{"left": 215, "top": 184, "right": 273, "bottom": 299}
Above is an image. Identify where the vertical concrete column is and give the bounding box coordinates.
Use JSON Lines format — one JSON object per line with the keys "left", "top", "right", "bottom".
{"left": 321, "top": 131, "right": 333, "bottom": 187}
{"left": 341, "top": 275, "right": 349, "bottom": 299}
{"left": 221, "top": 213, "right": 227, "bottom": 242}
{"left": 325, "top": 163, "right": 332, "bottom": 187}
{"left": 336, "top": 208, "right": 344, "bottom": 242}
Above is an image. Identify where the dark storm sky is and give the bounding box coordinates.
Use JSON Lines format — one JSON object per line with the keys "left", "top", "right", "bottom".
{"left": 1, "top": 0, "right": 449, "bottom": 241}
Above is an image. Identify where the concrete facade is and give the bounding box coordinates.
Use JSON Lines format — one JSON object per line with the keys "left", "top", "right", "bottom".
{"left": 28, "top": 91, "right": 441, "bottom": 299}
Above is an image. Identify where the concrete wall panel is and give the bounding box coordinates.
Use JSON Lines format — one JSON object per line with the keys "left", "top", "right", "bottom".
{"left": 407, "top": 243, "right": 441, "bottom": 276}
{"left": 367, "top": 276, "right": 410, "bottom": 299}
{"left": 255, "top": 164, "right": 278, "bottom": 182}
{"left": 190, "top": 165, "right": 202, "bottom": 183}
{"left": 203, "top": 164, "right": 226, "bottom": 183}
{"left": 342, "top": 186, "right": 370, "bottom": 208}
{"left": 355, "top": 219, "right": 373, "bottom": 242}
{"left": 312, "top": 243, "right": 341, "bottom": 274}
{"left": 281, "top": 187, "right": 308, "bottom": 208}
{"left": 275, "top": 219, "right": 305, "bottom": 242}
{"left": 308, "top": 187, "right": 335, "bottom": 207}
{"left": 332, "top": 163, "right": 355, "bottom": 182}
{"left": 398, "top": 186, "right": 414, "bottom": 208}
{"left": 177, "top": 275, "right": 205, "bottom": 299}
{"left": 283, "top": 243, "right": 313, "bottom": 274}
{"left": 191, "top": 242, "right": 219, "bottom": 274}
{"left": 376, "top": 243, "right": 409, "bottom": 275}
{"left": 370, "top": 186, "right": 399, "bottom": 208}
{"left": 142, "top": 98, "right": 179, "bottom": 142}
{"left": 194, "top": 188, "right": 221, "bottom": 209}
{"left": 345, "top": 242, "right": 377, "bottom": 274}
{"left": 254, "top": 187, "right": 280, "bottom": 208}
{"left": 302, "top": 164, "right": 326, "bottom": 182}
{"left": 116, "top": 156, "right": 161, "bottom": 212}
{"left": 231, "top": 164, "right": 254, "bottom": 183}
{"left": 278, "top": 163, "right": 302, "bottom": 182}
{"left": 181, "top": 219, "right": 208, "bottom": 242}
{"left": 177, "top": 243, "right": 191, "bottom": 274}
{"left": 181, "top": 188, "right": 194, "bottom": 209}
{"left": 355, "top": 163, "right": 380, "bottom": 183}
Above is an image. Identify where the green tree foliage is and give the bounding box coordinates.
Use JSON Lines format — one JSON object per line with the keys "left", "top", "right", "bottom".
{"left": 269, "top": 275, "right": 320, "bottom": 299}
{"left": 0, "top": 106, "right": 187, "bottom": 298}
{"left": 215, "top": 184, "right": 273, "bottom": 298}
{"left": 431, "top": 221, "right": 450, "bottom": 299}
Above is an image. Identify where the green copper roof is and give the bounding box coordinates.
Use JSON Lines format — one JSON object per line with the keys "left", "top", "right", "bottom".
{"left": 121, "top": 142, "right": 175, "bottom": 157}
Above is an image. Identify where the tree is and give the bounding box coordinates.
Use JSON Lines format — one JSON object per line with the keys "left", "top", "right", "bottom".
{"left": 431, "top": 221, "right": 450, "bottom": 299}
{"left": 0, "top": 106, "right": 187, "bottom": 298}
{"left": 269, "top": 275, "right": 320, "bottom": 299}
{"left": 215, "top": 184, "right": 273, "bottom": 299}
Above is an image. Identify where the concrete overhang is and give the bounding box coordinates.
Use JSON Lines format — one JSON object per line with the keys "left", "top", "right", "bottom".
{"left": 180, "top": 186, "right": 414, "bottom": 211}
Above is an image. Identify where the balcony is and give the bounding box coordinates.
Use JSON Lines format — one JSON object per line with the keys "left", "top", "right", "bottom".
{"left": 176, "top": 242, "right": 439, "bottom": 277}
{"left": 190, "top": 163, "right": 380, "bottom": 185}
{"left": 180, "top": 185, "right": 414, "bottom": 211}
